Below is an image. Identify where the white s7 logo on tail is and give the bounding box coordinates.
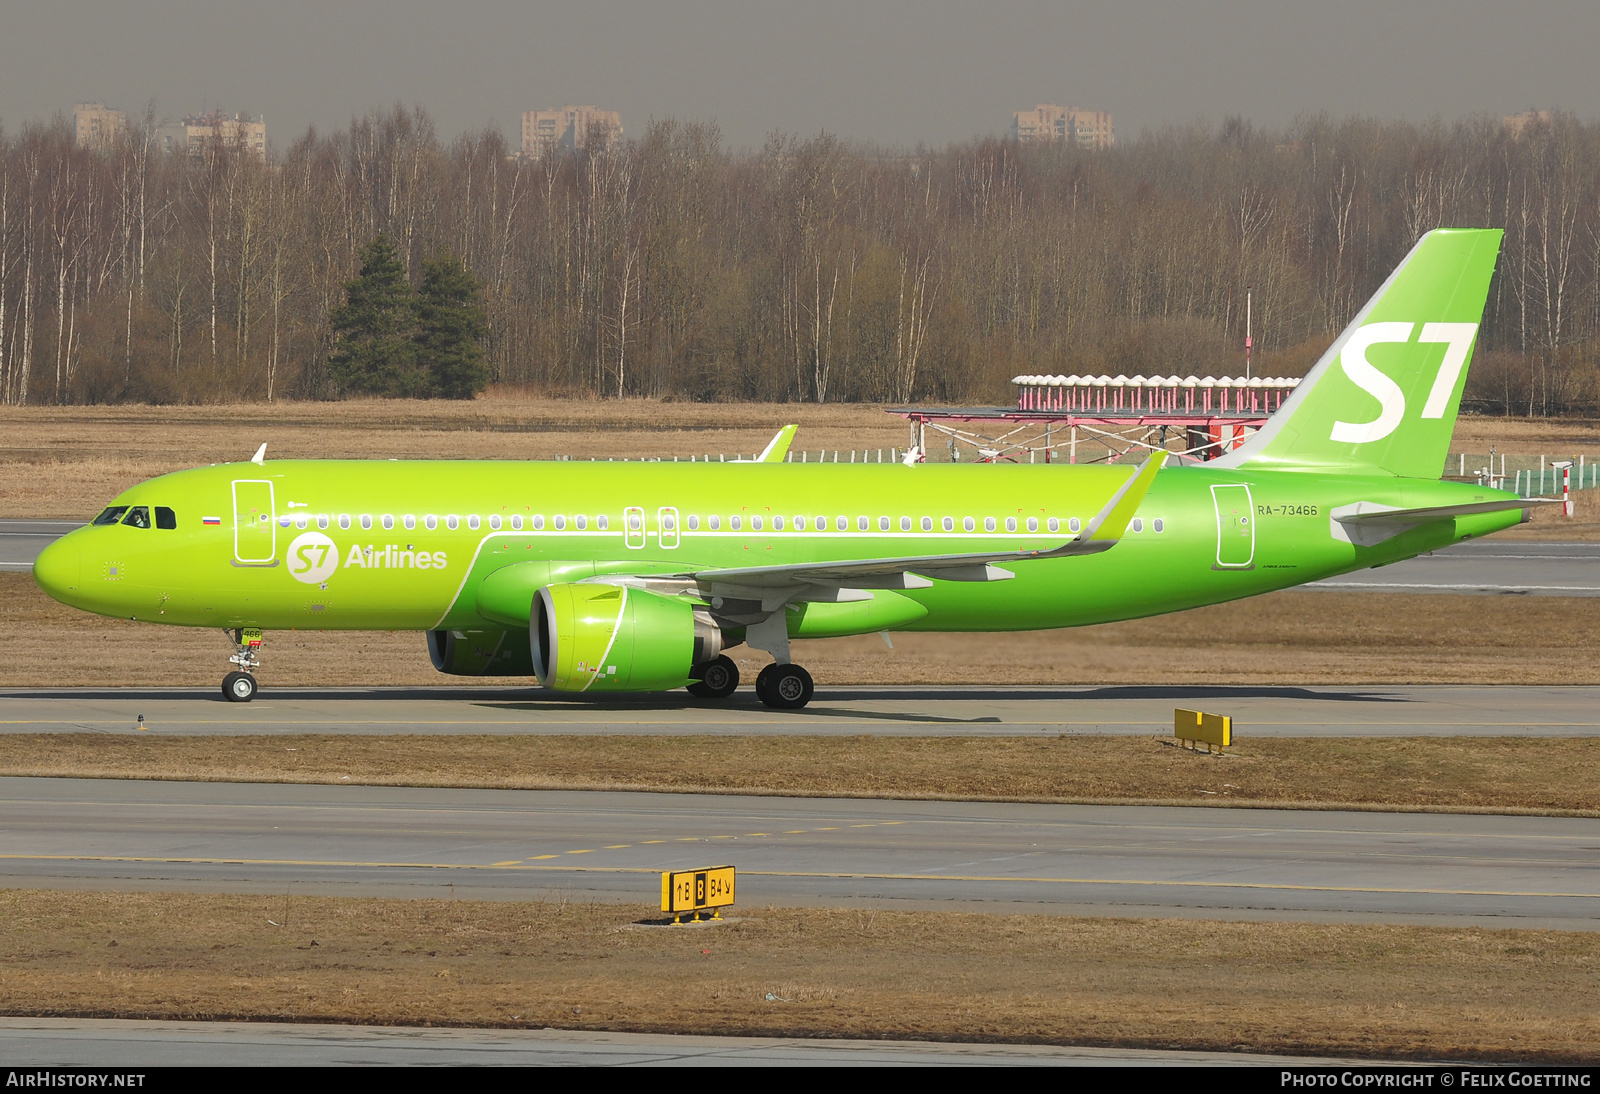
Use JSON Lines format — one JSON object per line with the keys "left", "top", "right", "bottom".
{"left": 1330, "top": 322, "right": 1478, "bottom": 444}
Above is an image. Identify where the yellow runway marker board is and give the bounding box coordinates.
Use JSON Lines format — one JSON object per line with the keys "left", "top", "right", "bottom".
{"left": 662, "top": 865, "right": 735, "bottom": 921}
{"left": 1175, "top": 708, "right": 1231, "bottom": 749}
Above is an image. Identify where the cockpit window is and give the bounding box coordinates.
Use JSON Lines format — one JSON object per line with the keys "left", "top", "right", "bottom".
{"left": 121, "top": 506, "right": 152, "bottom": 529}
{"left": 91, "top": 506, "right": 129, "bottom": 526}
{"left": 155, "top": 506, "right": 177, "bottom": 530}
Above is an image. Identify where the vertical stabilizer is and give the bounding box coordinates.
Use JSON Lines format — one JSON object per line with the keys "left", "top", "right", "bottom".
{"left": 1216, "top": 228, "right": 1501, "bottom": 478}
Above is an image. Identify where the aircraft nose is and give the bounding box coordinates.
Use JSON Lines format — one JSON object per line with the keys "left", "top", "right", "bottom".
{"left": 31, "top": 534, "right": 82, "bottom": 605}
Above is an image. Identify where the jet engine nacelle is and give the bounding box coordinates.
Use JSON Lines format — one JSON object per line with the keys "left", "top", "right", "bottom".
{"left": 427, "top": 628, "right": 535, "bottom": 676}
{"left": 532, "top": 583, "right": 721, "bottom": 692}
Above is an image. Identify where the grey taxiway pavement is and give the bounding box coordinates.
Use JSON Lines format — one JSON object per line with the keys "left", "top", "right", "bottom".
{"left": 0, "top": 1018, "right": 1381, "bottom": 1067}
{"left": 4, "top": 683, "right": 1600, "bottom": 736}
{"left": 0, "top": 520, "right": 80, "bottom": 571}
{"left": 4, "top": 777, "right": 1597, "bottom": 929}
{"left": 1309, "top": 538, "right": 1600, "bottom": 595}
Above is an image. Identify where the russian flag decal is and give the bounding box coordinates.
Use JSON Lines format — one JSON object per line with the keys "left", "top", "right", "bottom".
{"left": 202, "top": 516, "right": 222, "bottom": 525}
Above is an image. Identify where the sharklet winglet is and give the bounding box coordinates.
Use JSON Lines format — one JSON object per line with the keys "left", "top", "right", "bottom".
{"left": 758, "top": 425, "right": 799, "bottom": 464}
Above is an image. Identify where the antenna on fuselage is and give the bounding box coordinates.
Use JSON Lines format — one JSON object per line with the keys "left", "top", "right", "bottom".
{"left": 250, "top": 443, "right": 266, "bottom": 465}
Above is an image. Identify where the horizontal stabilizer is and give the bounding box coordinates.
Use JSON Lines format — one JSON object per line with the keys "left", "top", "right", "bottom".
{"left": 1329, "top": 495, "right": 1548, "bottom": 547}
{"left": 1332, "top": 497, "right": 1550, "bottom": 525}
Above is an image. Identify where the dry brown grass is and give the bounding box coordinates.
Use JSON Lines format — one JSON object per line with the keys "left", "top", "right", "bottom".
{"left": 1452, "top": 415, "right": 1600, "bottom": 455}
{"left": 5, "top": 571, "right": 1598, "bottom": 687}
{"left": 2, "top": 734, "right": 1596, "bottom": 815}
{"left": 2, "top": 888, "right": 1595, "bottom": 1061}
{"left": 0, "top": 397, "right": 911, "bottom": 519}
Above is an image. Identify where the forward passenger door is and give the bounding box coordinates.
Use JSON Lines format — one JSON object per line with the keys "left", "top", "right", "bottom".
{"left": 232, "top": 480, "right": 277, "bottom": 565}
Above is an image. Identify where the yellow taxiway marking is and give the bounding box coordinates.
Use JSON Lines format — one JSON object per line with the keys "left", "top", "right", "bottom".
{"left": 529, "top": 854, "right": 558, "bottom": 860}
{"left": 491, "top": 860, "right": 521, "bottom": 867}
{"left": 565, "top": 849, "right": 593, "bottom": 855}
{"left": 0, "top": 853, "right": 1593, "bottom": 901}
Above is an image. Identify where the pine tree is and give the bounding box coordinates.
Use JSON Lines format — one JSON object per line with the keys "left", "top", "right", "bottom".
{"left": 328, "top": 235, "right": 422, "bottom": 397}
{"left": 415, "top": 253, "right": 490, "bottom": 399}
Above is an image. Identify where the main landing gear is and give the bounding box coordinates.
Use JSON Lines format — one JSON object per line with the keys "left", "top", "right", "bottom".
{"left": 755, "top": 663, "right": 814, "bottom": 710}
{"left": 222, "top": 627, "right": 263, "bottom": 703}
{"left": 687, "top": 655, "right": 740, "bottom": 699}
{"left": 685, "top": 655, "right": 815, "bottom": 709}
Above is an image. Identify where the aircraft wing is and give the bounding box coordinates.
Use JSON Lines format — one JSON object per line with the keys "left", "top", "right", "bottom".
{"left": 682, "top": 453, "right": 1164, "bottom": 595}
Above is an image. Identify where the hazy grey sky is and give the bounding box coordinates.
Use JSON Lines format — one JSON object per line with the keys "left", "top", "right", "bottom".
{"left": 4, "top": 1, "right": 1598, "bottom": 150}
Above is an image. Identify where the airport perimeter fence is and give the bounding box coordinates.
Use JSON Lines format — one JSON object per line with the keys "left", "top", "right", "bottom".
{"left": 1447, "top": 452, "right": 1600, "bottom": 496}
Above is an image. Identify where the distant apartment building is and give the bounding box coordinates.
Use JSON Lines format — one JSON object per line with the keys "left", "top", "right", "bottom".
{"left": 1504, "top": 110, "right": 1554, "bottom": 138}
{"left": 521, "top": 105, "right": 622, "bottom": 157}
{"left": 155, "top": 111, "right": 268, "bottom": 161}
{"left": 73, "top": 102, "right": 128, "bottom": 150}
{"left": 1010, "top": 105, "right": 1115, "bottom": 150}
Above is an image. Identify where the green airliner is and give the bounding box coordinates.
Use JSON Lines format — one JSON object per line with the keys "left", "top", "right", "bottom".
{"left": 32, "top": 228, "right": 1529, "bottom": 709}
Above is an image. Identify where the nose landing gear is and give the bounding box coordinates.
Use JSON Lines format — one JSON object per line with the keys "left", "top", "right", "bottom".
{"left": 222, "top": 628, "right": 263, "bottom": 702}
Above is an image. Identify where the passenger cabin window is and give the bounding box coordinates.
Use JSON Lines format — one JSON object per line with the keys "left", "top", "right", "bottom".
{"left": 574, "top": 515, "right": 585, "bottom": 530}
{"left": 858, "top": 516, "right": 869, "bottom": 531}
{"left": 295, "top": 515, "right": 308, "bottom": 530}
{"left": 382, "top": 515, "right": 395, "bottom": 530}
{"left": 1153, "top": 518, "right": 1165, "bottom": 533}
{"left": 553, "top": 515, "right": 566, "bottom": 531}
{"left": 278, "top": 516, "right": 291, "bottom": 528}
{"left": 92, "top": 506, "right": 129, "bottom": 526}
{"left": 900, "top": 517, "right": 911, "bottom": 531}
{"left": 597, "top": 515, "right": 609, "bottom": 531}
{"left": 122, "top": 506, "right": 152, "bottom": 529}
{"left": 489, "top": 515, "right": 501, "bottom": 530}
{"left": 425, "top": 515, "right": 438, "bottom": 531}
{"left": 1047, "top": 518, "right": 1059, "bottom": 532}
{"left": 529, "top": 515, "right": 541, "bottom": 530}
{"left": 1027, "top": 518, "right": 1039, "bottom": 532}
{"left": 709, "top": 515, "right": 720, "bottom": 530}
{"left": 512, "top": 515, "right": 525, "bottom": 530}
{"left": 467, "top": 515, "right": 479, "bottom": 531}
{"left": 404, "top": 515, "right": 416, "bottom": 530}
{"left": 155, "top": 506, "right": 177, "bottom": 530}
{"left": 942, "top": 517, "right": 954, "bottom": 531}
{"left": 1068, "top": 517, "right": 1082, "bottom": 533}
{"left": 794, "top": 516, "right": 805, "bottom": 531}
{"left": 360, "top": 515, "right": 373, "bottom": 530}
{"left": 984, "top": 517, "right": 996, "bottom": 532}
{"left": 1005, "top": 517, "right": 1017, "bottom": 532}
{"left": 1131, "top": 518, "right": 1144, "bottom": 533}
{"left": 731, "top": 516, "right": 741, "bottom": 530}
{"left": 448, "top": 515, "right": 460, "bottom": 530}
{"left": 920, "top": 517, "right": 933, "bottom": 531}
{"left": 772, "top": 515, "right": 783, "bottom": 530}
{"left": 687, "top": 515, "right": 700, "bottom": 531}
{"left": 964, "top": 517, "right": 975, "bottom": 532}
{"left": 879, "top": 516, "right": 890, "bottom": 531}
{"left": 317, "top": 515, "right": 329, "bottom": 530}
{"left": 751, "top": 515, "right": 763, "bottom": 530}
